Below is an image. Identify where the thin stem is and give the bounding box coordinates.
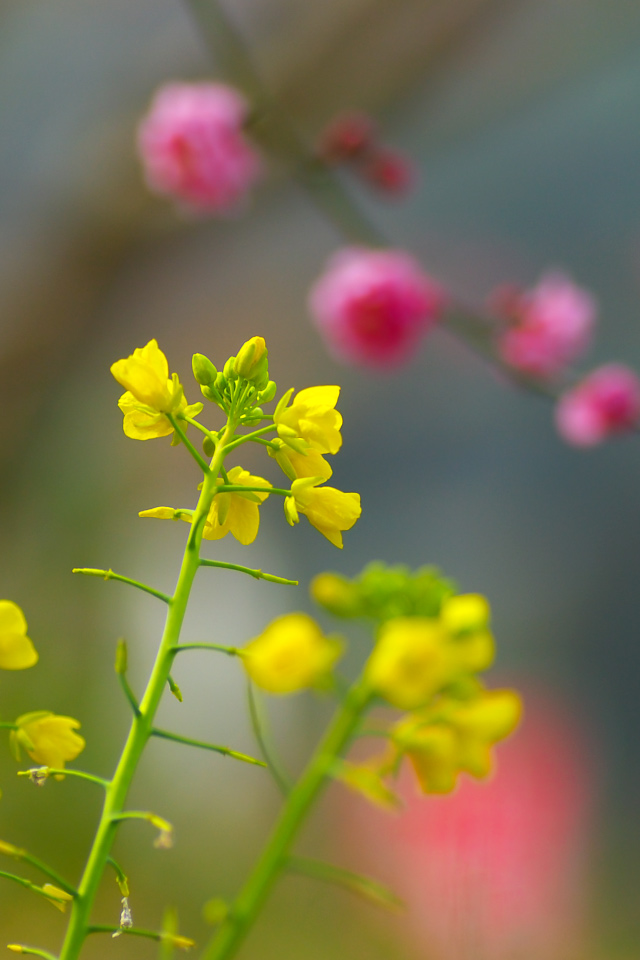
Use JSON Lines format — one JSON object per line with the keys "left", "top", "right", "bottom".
{"left": 0, "top": 868, "right": 70, "bottom": 905}
{"left": 86, "top": 925, "right": 182, "bottom": 943}
{"left": 170, "top": 642, "right": 239, "bottom": 656}
{"left": 72, "top": 569, "right": 171, "bottom": 605}
{"left": 199, "top": 559, "right": 298, "bottom": 586}
{"left": 224, "top": 424, "right": 277, "bottom": 453}
{"left": 287, "top": 856, "right": 404, "bottom": 910}
{"left": 1, "top": 849, "right": 77, "bottom": 898}
{"left": 17, "top": 769, "right": 109, "bottom": 789}
{"left": 118, "top": 672, "right": 141, "bottom": 716}
{"left": 217, "top": 484, "right": 290, "bottom": 497}
{"left": 6, "top": 947, "right": 58, "bottom": 960}
{"left": 106, "top": 856, "right": 129, "bottom": 895}
{"left": 167, "top": 414, "right": 211, "bottom": 474}
{"left": 151, "top": 727, "right": 266, "bottom": 767}
{"left": 200, "top": 681, "right": 371, "bottom": 960}
{"left": 0, "top": 721, "right": 17, "bottom": 729}
{"left": 183, "top": 415, "right": 218, "bottom": 441}
{"left": 246, "top": 682, "right": 291, "bottom": 796}
{"left": 59, "top": 425, "right": 235, "bottom": 959}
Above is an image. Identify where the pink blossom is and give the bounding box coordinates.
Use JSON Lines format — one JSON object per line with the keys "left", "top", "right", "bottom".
{"left": 309, "top": 248, "right": 445, "bottom": 367}
{"left": 556, "top": 364, "right": 640, "bottom": 446}
{"left": 137, "top": 83, "right": 262, "bottom": 215}
{"left": 337, "top": 693, "right": 593, "bottom": 960}
{"left": 495, "top": 273, "right": 596, "bottom": 378}
{"left": 318, "top": 112, "right": 377, "bottom": 162}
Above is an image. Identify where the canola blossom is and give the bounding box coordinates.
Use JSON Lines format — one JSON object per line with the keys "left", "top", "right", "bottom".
{"left": 11, "top": 712, "right": 85, "bottom": 772}
{"left": 285, "top": 477, "right": 361, "bottom": 548}
{"left": 241, "top": 612, "right": 342, "bottom": 694}
{"left": 0, "top": 601, "right": 38, "bottom": 670}
{"left": 274, "top": 385, "right": 343, "bottom": 454}
{"left": 111, "top": 339, "right": 202, "bottom": 441}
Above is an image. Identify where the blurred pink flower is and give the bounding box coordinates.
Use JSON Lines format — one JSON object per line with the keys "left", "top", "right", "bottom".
{"left": 495, "top": 273, "right": 596, "bottom": 378}
{"left": 309, "top": 248, "right": 445, "bottom": 367}
{"left": 337, "top": 693, "right": 593, "bottom": 960}
{"left": 137, "top": 82, "right": 262, "bottom": 215}
{"left": 556, "top": 364, "right": 640, "bottom": 446}
{"left": 318, "top": 111, "right": 377, "bottom": 162}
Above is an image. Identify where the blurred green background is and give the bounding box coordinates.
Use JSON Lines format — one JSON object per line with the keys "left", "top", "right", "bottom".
{"left": 2, "top": 0, "right": 640, "bottom": 956}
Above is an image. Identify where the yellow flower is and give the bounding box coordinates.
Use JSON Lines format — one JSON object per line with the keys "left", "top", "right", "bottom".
{"left": 393, "top": 687, "right": 522, "bottom": 793}
{"left": 11, "top": 712, "right": 85, "bottom": 773}
{"left": 241, "top": 612, "right": 343, "bottom": 694}
{"left": 269, "top": 441, "right": 333, "bottom": 481}
{"left": 338, "top": 760, "right": 402, "bottom": 811}
{"left": 393, "top": 718, "right": 459, "bottom": 794}
{"left": 139, "top": 467, "right": 271, "bottom": 545}
{"left": 204, "top": 467, "right": 271, "bottom": 544}
{"left": 364, "top": 617, "right": 454, "bottom": 710}
{"left": 449, "top": 688, "right": 522, "bottom": 778}
{"left": 286, "top": 478, "right": 361, "bottom": 549}
{"left": 274, "top": 386, "right": 343, "bottom": 454}
{"left": 112, "top": 340, "right": 202, "bottom": 441}
{"left": 234, "top": 336, "right": 268, "bottom": 383}
{"left": 0, "top": 601, "right": 37, "bottom": 670}
{"left": 441, "top": 593, "right": 495, "bottom": 673}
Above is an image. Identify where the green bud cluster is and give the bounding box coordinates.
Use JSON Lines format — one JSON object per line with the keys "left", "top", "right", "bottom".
{"left": 311, "top": 563, "right": 457, "bottom": 622}
{"left": 191, "top": 338, "right": 277, "bottom": 431}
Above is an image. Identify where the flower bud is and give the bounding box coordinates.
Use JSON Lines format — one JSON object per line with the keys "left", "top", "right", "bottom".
{"left": 259, "top": 380, "right": 277, "bottom": 403}
{"left": 115, "top": 638, "right": 128, "bottom": 676}
{"left": 202, "top": 436, "right": 215, "bottom": 457}
{"left": 192, "top": 353, "right": 217, "bottom": 386}
{"left": 234, "top": 336, "right": 269, "bottom": 383}
{"left": 223, "top": 357, "right": 238, "bottom": 380}
{"left": 311, "top": 572, "right": 361, "bottom": 618}
{"left": 284, "top": 495, "right": 299, "bottom": 526}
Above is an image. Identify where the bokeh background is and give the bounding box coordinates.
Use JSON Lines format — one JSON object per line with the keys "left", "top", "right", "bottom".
{"left": 2, "top": 0, "right": 640, "bottom": 956}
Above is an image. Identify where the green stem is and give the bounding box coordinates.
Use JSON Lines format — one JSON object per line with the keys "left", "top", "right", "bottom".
{"left": 58, "top": 426, "right": 235, "bottom": 959}
{"left": 199, "top": 559, "right": 298, "bottom": 586}
{"left": 167, "top": 414, "right": 211, "bottom": 474}
{"left": 200, "top": 681, "right": 371, "bottom": 960}
{"left": 17, "top": 769, "right": 109, "bottom": 789}
{"left": 0, "top": 868, "right": 70, "bottom": 905}
{"left": 171, "top": 642, "right": 239, "bottom": 656}
{"left": 224, "top": 424, "right": 277, "bottom": 452}
{"left": 7, "top": 947, "right": 58, "bottom": 960}
{"left": 246, "top": 682, "right": 291, "bottom": 796}
{"left": 287, "top": 856, "right": 403, "bottom": 911}
{"left": 5, "top": 850, "right": 77, "bottom": 899}
{"left": 0, "top": 721, "right": 17, "bottom": 729}
{"left": 86, "top": 925, "right": 178, "bottom": 942}
{"left": 217, "top": 484, "right": 291, "bottom": 497}
{"left": 151, "top": 727, "right": 265, "bottom": 767}
{"left": 71, "top": 569, "right": 171, "bottom": 605}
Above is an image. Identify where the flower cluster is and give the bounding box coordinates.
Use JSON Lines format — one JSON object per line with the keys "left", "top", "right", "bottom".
{"left": 137, "top": 82, "right": 262, "bottom": 215}
{"left": 112, "top": 337, "right": 362, "bottom": 548}
{"left": 319, "top": 565, "right": 520, "bottom": 797}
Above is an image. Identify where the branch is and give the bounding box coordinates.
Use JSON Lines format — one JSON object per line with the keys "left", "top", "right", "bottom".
{"left": 246, "top": 682, "right": 292, "bottom": 796}
{"left": 199, "top": 559, "right": 298, "bottom": 586}
{"left": 151, "top": 728, "right": 265, "bottom": 767}
{"left": 72, "top": 568, "right": 172, "bottom": 605}
{"left": 287, "top": 856, "right": 404, "bottom": 911}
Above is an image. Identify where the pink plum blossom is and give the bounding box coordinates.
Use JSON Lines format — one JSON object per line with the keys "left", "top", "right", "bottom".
{"left": 495, "top": 273, "right": 596, "bottom": 378}
{"left": 555, "top": 364, "right": 640, "bottom": 446}
{"left": 309, "top": 248, "right": 445, "bottom": 367}
{"left": 137, "top": 82, "right": 262, "bottom": 215}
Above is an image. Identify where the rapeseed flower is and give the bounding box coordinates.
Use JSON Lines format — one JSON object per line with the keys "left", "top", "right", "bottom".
{"left": 139, "top": 467, "right": 271, "bottom": 545}
{"left": 285, "top": 478, "right": 361, "bottom": 548}
{"left": 269, "top": 440, "right": 333, "bottom": 481}
{"left": 241, "top": 612, "right": 342, "bottom": 694}
{"left": 0, "top": 601, "right": 37, "bottom": 670}
{"left": 441, "top": 593, "right": 495, "bottom": 673}
{"left": 274, "top": 386, "right": 343, "bottom": 454}
{"left": 111, "top": 340, "right": 202, "bottom": 441}
{"left": 364, "top": 617, "right": 454, "bottom": 710}
{"left": 11, "top": 712, "right": 85, "bottom": 774}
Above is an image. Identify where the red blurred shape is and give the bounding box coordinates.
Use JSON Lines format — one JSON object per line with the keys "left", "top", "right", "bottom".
{"left": 340, "top": 692, "right": 593, "bottom": 960}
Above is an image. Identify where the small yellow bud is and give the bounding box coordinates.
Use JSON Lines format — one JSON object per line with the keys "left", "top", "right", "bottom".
{"left": 441, "top": 594, "right": 490, "bottom": 634}
{"left": 7, "top": 946, "right": 24, "bottom": 953}
{"left": 234, "top": 336, "right": 268, "bottom": 382}
{"left": 0, "top": 840, "right": 22, "bottom": 857}
{"left": 311, "top": 572, "right": 360, "bottom": 617}
{"left": 42, "top": 883, "right": 74, "bottom": 912}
